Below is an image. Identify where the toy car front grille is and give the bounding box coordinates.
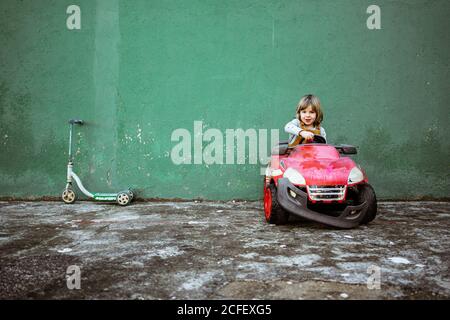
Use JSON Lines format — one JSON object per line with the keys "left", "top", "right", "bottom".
{"left": 307, "top": 185, "right": 346, "bottom": 201}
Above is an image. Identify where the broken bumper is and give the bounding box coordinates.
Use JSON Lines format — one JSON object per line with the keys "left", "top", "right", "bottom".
{"left": 276, "top": 178, "right": 368, "bottom": 229}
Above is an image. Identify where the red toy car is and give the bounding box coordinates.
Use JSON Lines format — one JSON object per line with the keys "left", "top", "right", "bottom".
{"left": 263, "top": 136, "right": 377, "bottom": 228}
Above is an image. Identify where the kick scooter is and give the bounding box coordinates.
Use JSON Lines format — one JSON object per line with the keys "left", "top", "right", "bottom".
{"left": 62, "top": 119, "right": 134, "bottom": 206}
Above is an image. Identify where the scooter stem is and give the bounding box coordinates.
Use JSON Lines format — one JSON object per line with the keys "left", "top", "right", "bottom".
{"left": 68, "top": 124, "right": 73, "bottom": 162}
{"left": 68, "top": 119, "right": 84, "bottom": 162}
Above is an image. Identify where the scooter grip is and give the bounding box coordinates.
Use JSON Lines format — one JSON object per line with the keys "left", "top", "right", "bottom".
{"left": 69, "top": 119, "right": 84, "bottom": 125}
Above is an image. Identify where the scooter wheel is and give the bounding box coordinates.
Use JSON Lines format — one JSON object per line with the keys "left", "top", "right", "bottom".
{"left": 116, "top": 192, "right": 131, "bottom": 206}
{"left": 127, "top": 190, "right": 134, "bottom": 201}
{"left": 62, "top": 189, "right": 76, "bottom": 204}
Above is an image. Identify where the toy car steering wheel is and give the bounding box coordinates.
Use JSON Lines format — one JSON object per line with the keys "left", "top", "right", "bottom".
{"left": 305, "top": 135, "right": 326, "bottom": 144}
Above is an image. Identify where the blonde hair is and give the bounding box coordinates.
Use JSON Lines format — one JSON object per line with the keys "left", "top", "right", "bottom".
{"left": 296, "top": 94, "right": 323, "bottom": 127}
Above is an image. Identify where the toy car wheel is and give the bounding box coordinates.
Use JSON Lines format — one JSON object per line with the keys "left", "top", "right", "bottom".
{"left": 264, "top": 183, "right": 289, "bottom": 225}
{"left": 116, "top": 192, "right": 131, "bottom": 206}
{"left": 62, "top": 188, "right": 76, "bottom": 204}
{"left": 357, "top": 184, "right": 377, "bottom": 224}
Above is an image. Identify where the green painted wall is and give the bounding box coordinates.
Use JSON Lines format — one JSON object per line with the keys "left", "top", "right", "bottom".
{"left": 1, "top": 0, "right": 449, "bottom": 200}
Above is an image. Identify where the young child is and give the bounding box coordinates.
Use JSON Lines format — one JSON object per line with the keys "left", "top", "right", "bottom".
{"left": 285, "top": 94, "right": 326, "bottom": 147}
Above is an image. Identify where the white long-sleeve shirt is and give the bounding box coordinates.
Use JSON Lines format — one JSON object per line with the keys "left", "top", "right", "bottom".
{"left": 284, "top": 118, "right": 327, "bottom": 144}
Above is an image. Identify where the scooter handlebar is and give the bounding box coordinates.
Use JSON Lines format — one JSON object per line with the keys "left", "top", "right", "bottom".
{"left": 69, "top": 119, "right": 84, "bottom": 125}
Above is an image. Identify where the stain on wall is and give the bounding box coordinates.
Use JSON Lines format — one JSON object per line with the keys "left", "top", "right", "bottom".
{"left": 0, "top": 0, "right": 449, "bottom": 200}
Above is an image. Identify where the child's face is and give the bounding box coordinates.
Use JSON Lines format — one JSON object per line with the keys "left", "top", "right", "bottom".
{"left": 300, "top": 105, "right": 317, "bottom": 126}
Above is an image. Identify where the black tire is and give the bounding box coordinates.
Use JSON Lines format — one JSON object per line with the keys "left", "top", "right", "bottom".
{"left": 357, "top": 184, "right": 377, "bottom": 224}
{"left": 265, "top": 184, "right": 289, "bottom": 225}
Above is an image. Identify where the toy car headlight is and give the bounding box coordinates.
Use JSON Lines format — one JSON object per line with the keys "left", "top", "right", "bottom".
{"left": 283, "top": 168, "right": 306, "bottom": 185}
{"left": 348, "top": 167, "right": 364, "bottom": 184}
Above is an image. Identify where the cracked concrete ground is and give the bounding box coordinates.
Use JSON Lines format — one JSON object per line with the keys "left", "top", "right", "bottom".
{"left": 0, "top": 201, "right": 449, "bottom": 299}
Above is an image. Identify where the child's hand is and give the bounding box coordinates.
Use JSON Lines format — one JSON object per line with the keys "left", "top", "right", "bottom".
{"left": 300, "top": 131, "right": 314, "bottom": 141}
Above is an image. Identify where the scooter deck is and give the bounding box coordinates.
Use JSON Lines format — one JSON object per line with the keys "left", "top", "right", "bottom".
{"left": 93, "top": 193, "right": 118, "bottom": 201}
